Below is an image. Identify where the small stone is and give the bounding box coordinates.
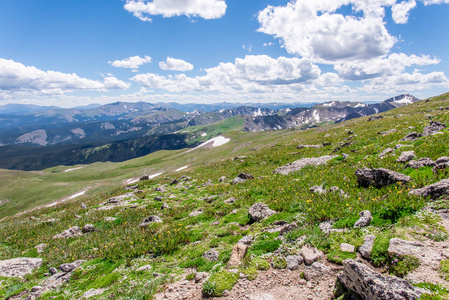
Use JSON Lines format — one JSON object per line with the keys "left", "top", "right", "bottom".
{"left": 340, "top": 243, "right": 355, "bottom": 253}
{"left": 203, "top": 249, "right": 219, "bottom": 262}
{"left": 219, "top": 176, "right": 227, "bottom": 182}
{"left": 359, "top": 235, "right": 375, "bottom": 260}
{"left": 194, "top": 272, "right": 208, "bottom": 283}
{"left": 301, "top": 245, "right": 324, "bottom": 265}
{"left": 249, "top": 202, "right": 276, "bottom": 222}
{"left": 378, "top": 147, "right": 393, "bottom": 158}
{"left": 303, "top": 262, "right": 331, "bottom": 281}
{"left": 286, "top": 255, "right": 303, "bottom": 270}
{"left": 309, "top": 185, "right": 326, "bottom": 194}
{"left": 224, "top": 197, "right": 236, "bottom": 204}
{"left": 228, "top": 243, "right": 248, "bottom": 267}
{"left": 139, "top": 215, "right": 162, "bottom": 227}
{"left": 136, "top": 265, "right": 152, "bottom": 272}
{"left": 238, "top": 235, "right": 253, "bottom": 246}
{"left": 82, "top": 224, "right": 96, "bottom": 233}
{"left": 35, "top": 243, "right": 46, "bottom": 253}
{"left": 354, "top": 210, "right": 373, "bottom": 228}
{"left": 161, "top": 203, "right": 170, "bottom": 210}
{"left": 396, "top": 151, "right": 416, "bottom": 163}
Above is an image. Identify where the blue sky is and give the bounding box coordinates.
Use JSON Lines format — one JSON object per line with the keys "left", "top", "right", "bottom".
{"left": 1, "top": 0, "right": 449, "bottom": 107}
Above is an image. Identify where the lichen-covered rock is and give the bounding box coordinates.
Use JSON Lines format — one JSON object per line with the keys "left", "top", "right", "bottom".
{"left": 396, "top": 151, "right": 416, "bottom": 163}
{"left": 406, "top": 158, "right": 435, "bottom": 169}
{"left": 227, "top": 243, "right": 248, "bottom": 267}
{"left": 355, "top": 168, "right": 410, "bottom": 188}
{"left": 409, "top": 179, "right": 449, "bottom": 199}
{"left": 359, "top": 235, "right": 375, "bottom": 260}
{"left": 139, "top": 215, "right": 162, "bottom": 227}
{"left": 248, "top": 202, "right": 276, "bottom": 222}
{"left": 354, "top": 210, "right": 373, "bottom": 228}
{"left": 273, "top": 155, "right": 338, "bottom": 175}
{"left": 422, "top": 120, "right": 446, "bottom": 136}
{"left": 340, "top": 243, "right": 355, "bottom": 253}
{"left": 53, "top": 226, "right": 83, "bottom": 239}
{"left": 203, "top": 249, "right": 219, "bottom": 262}
{"left": 0, "top": 257, "right": 43, "bottom": 278}
{"left": 301, "top": 245, "right": 324, "bottom": 265}
{"left": 336, "top": 259, "right": 426, "bottom": 300}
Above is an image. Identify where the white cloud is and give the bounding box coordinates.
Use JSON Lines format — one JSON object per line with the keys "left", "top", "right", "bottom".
{"left": 362, "top": 70, "right": 449, "bottom": 93}
{"left": 132, "top": 55, "right": 323, "bottom": 93}
{"left": 421, "top": 0, "right": 449, "bottom": 5}
{"left": 109, "top": 55, "right": 152, "bottom": 69}
{"left": 0, "top": 58, "right": 129, "bottom": 99}
{"left": 257, "top": 0, "right": 397, "bottom": 63}
{"left": 159, "top": 57, "right": 194, "bottom": 71}
{"left": 124, "top": 0, "right": 227, "bottom": 22}
{"left": 392, "top": 0, "right": 416, "bottom": 24}
{"left": 335, "top": 53, "right": 440, "bottom": 80}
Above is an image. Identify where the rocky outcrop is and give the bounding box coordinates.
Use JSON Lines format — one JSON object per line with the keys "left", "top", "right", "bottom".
{"left": 0, "top": 257, "right": 43, "bottom": 278}
{"left": 422, "top": 121, "right": 446, "bottom": 136}
{"left": 227, "top": 243, "right": 248, "bottom": 267}
{"left": 139, "top": 215, "right": 162, "bottom": 227}
{"left": 405, "top": 158, "right": 435, "bottom": 169}
{"left": 355, "top": 168, "right": 410, "bottom": 188}
{"left": 336, "top": 259, "right": 426, "bottom": 300}
{"left": 274, "top": 155, "right": 338, "bottom": 175}
{"left": 396, "top": 151, "right": 416, "bottom": 163}
{"left": 354, "top": 210, "right": 373, "bottom": 228}
{"left": 249, "top": 202, "right": 276, "bottom": 222}
{"left": 409, "top": 179, "right": 449, "bottom": 199}
{"left": 232, "top": 173, "right": 254, "bottom": 185}
{"left": 53, "top": 226, "right": 83, "bottom": 239}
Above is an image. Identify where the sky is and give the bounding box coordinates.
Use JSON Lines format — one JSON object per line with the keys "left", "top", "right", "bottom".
{"left": 1, "top": 0, "right": 449, "bottom": 107}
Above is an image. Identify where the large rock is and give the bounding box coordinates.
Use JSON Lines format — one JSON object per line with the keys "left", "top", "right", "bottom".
{"left": 300, "top": 245, "right": 324, "bottom": 265}
{"left": 303, "top": 262, "right": 331, "bottom": 281}
{"left": 359, "top": 235, "right": 375, "bottom": 260}
{"left": 53, "top": 226, "right": 83, "bottom": 239}
{"left": 0, "top": 257, "right": 43, "bottom": 277}
{"left": 387, "top": 238, "right": 424, "bottom": 258}
{"left": 273, "top": 155, "right": 338, "bottom": 175}
{"left": 396, "top": 151, "right": 416, "bottom": 163}
{"left": 139, "top": 215, "right": 162, "bottom": 227}
{"left": 405, "top": 158, "right": 435, "bottom": 169}
{"left": 286, "top": 255, "right": 303, "bottom": 270}
{"left": 422, "top": 120, "right": 446, "bottom": 136}
{"left": 355, "top": 168, "right": 411, "bottom": 188}
{"left": 409, "top": 179, "right": 449, "bottom": 199}
{"left": 336, "top": 259, "right": 426, "bottom": 300}
{"left": 227, "top": 243, "right": 248, "bottom": 267}
{"left": 354, "top": 210, "right": 373, "bottom": 228}
{"left": 248, "top": 202, "right": 276, "bottom": 222}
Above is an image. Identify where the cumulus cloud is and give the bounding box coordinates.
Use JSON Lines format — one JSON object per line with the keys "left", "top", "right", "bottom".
{"left": 124, "top": 0, "right": 227, "bottom": 22}
{"left": 109, "top": 55, "right": 152, "bottom": 69}
{"left": 392, "top": 0, "right": 417, "bottom": 24}
{"left": 257, "top": 0, "right": 397, "bottom": 63}
{"left": 0, "top": 58, "right": 129, "bottom": 99}
{"left": 159, "top": 57, "right": 194, "bottom": 71}
{"left": 421, "top": 0, "right": 449, "bottom": 5}
{"left": 335, "top": 53, "right": 440, "bottom": 80}
{"left": 362, "top": 70, "right": 449, "bottom": 93}
{"left": 132, "top": 55, "right": 323, "bottom": 93}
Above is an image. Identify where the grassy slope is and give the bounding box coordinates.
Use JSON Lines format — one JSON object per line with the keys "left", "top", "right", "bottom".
{"left": 1, "top": 93, "right": 449, "bottom": 299}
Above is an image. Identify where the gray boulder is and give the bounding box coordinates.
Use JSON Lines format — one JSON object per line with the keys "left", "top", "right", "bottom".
{"left": 238, "top": 235, "right": 253, "bottom": 245}
{"left": 405, "top": 158, "right": 435, "bottom": 169}
{"left": 224, "top": 197, "right": 236, "bottom": 204}
{"left": 53, "top": 226, "right": 83, "bottom": 239}
{"left": 286, "top": 255, "right": 303, "bottom": 270}
{"left": 409, "top": 179, "right": 449, "bottom": 199}
{"left": 228, "top": 243, "right": 248, "bottom": 267}
{"left": 336, "top": 259, "right": 426, "bottom": 300}
{"left": 388, "top": 238, "right": 424, "bottom": 259}
{"left": 194, "top": 272, "right": 208, "bottom": 283}
{"left": 359, "top": 235, "right": 375, "bottom": 260}
{"left": 340, "top": 243, "right": 355, "bottom": 253}
{"left": 273, "top": 155, "right": 338, "bottom": 175}
{"left": 354, "top": 210, "right": 373, "bottom": 228}
{"left": 248, "top": 202, "right": 276, "bottom": 222}
{"left": 303, "top": 262, "right": 331, "bottom": 281}
{"left": 422, "top": 121, "right": 446, "bottom": 136}
{"left": 435, "top": 156, "right": 449, "bottom": 164}
{"left": 396, "top": 151, "right": 416, "bottom": 163}
{"left": 139, "top": 215, "right": 162, "bottom": 227}
{"left": 218, "top": 176, "right": 227, "bottom": 182}
{"left": 59, "top": 260, "right": 85, "bottom": 273}
{"left": 378, "top": 147, "right": 393, "bottom": 158}
{"left": 368, "top": 115, "right": 383, "bottom": 121}
{"left": 400, "top": 132, "right": 422, "bottom": 141}
{"left": 309, "top": 185, "right": 326, "bottom": 194}
{"left": 82, "top": 224, "right": 97, "bottom": 234}
{"left": 355, "top": 168, "right": 410, "bottom": 188}
{"left": 0, "top": 257, "right": 43, "bottom": 278}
